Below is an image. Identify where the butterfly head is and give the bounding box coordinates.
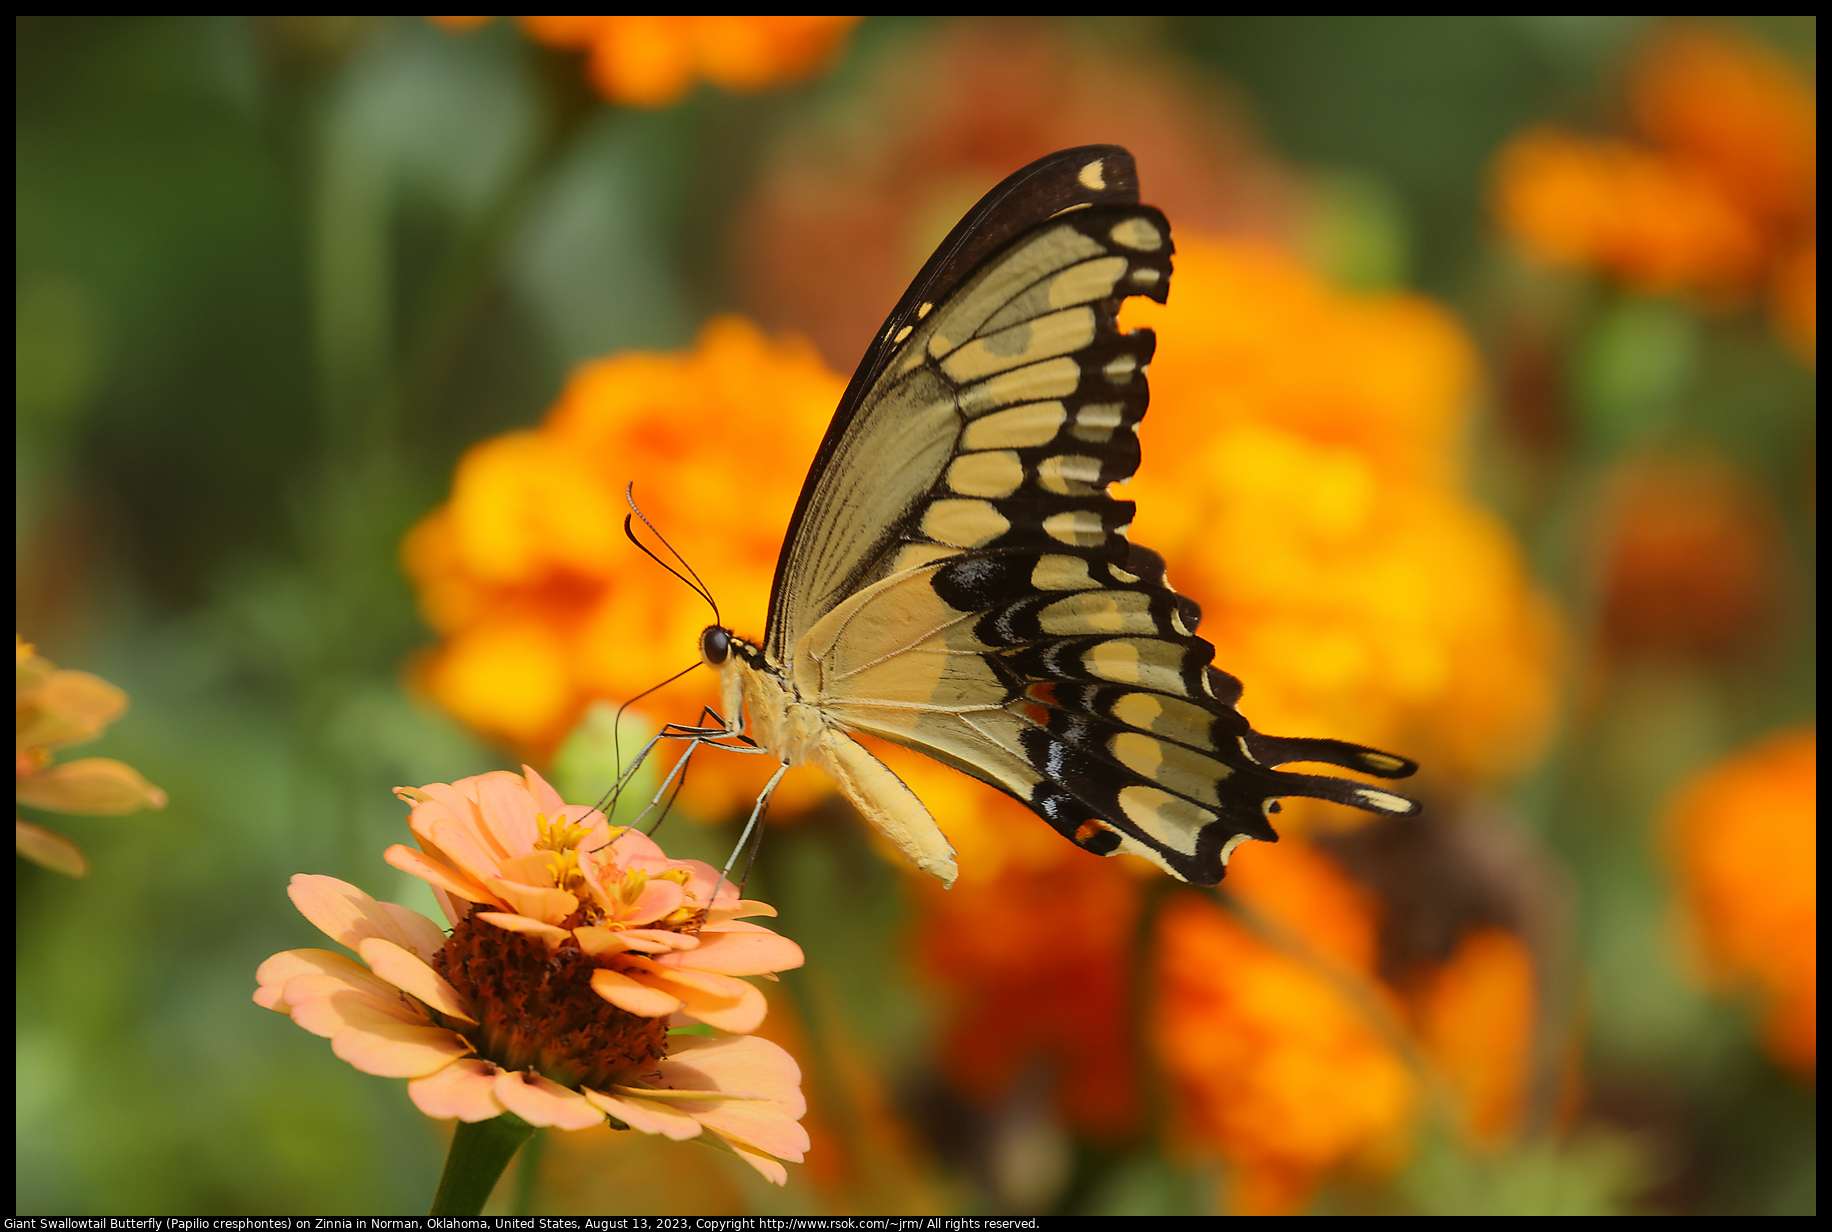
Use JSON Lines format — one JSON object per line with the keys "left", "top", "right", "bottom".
{"left": 700, "top": 625, "right": 732, "bottom": 667}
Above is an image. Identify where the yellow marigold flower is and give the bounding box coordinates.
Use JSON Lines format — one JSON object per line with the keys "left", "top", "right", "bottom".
{"left": 1123, "top": 238, "right": 1562, "bottom": 786}
{"left": 1412, "top": 926, "right": 1536, "bottom": 1146}
{"left": 438, "top": 16, "right": 860, "bottom": 108}
{"left": 16, "top": 635, "right": 167, "bottom": 879}
{"left": 402, "top": 317, "right": 843, "bottom": 818}
{"left": 1152, "top": 883, "right": 1417, "bottom": 1215}
{"left": 256, "top": 768, "right": 809, "bottom": 1183}
{"left": 1663, "top": 728, "right": 1815, "bottom": 1077}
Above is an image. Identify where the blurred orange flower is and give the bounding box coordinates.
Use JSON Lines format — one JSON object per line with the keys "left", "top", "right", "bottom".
{"left": 1492, "top": 129, "right": 1763, "bottom": 298}
{"left": 1663, "top": 728, "right": 1816, "bottom": 1077}
{"left": 1123, "top": 237, "right": 1562, "bottom": 788}
{"left": 912, "top": 828, "right": 1144, "bottom": 1137}
{"left": 1492, "top": 23, "right": 1815, "bottom": 357}
{"left": 402, "top": 316, "right": 843, "bottom": 819}
{"left": 1154, "top": 840, "right": 1544, "bottom": 1210}
{"left": 435, "top": 16, "right": 860, "bottom": 108}
{"left": 16, "top": 635, "right": 167, "bottom": 879}
{"left": 735, "top": 17, "right": 1301, "bottom": 372}
{"left": 1152, "top": 868, "right": 1416, "bottom": 1215}
{"left": 1411, "top": 926, "right": 1537, "bottom": 1146}
{"left": 1596, "top": 454, "right": 1785, "bottom": 660}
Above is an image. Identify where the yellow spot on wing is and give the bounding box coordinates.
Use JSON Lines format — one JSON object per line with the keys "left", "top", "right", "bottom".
{"left": 1042, "top": 509, "right": 1105, "bottom": 546}
{"left": 960, "top": 357, "right": 1082, "bottom": 417}
{"left": 1079, "top": 159, "right": 1106, "bottom": 190}
{"left": 1109, "top": 216, "right": 1163, "bottom": 251}
{"left": 1039, "top": 590, "right": 1155, "bottom": 635}
{"left": 1037, "top": 454, "right": 1105, "bottom": 495}
{"left": 962, "top": 401, "right": 1067, "bottom": 451}
{"left": 947, "top": 450, "right": 1025, "bottom": 498}
{"left": 1031, "top": 555, "right": 1097, "bottom": 590}
{"left": 922, "top": 499, "right": 1010, "bottom": 548}
{"left": 1116, "top": 784, "right": 1211, "bottom": 854}
{"left": 941, "top": 306, "right": 1095, "bottom": 384}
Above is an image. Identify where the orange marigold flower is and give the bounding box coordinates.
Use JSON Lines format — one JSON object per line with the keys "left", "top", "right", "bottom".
{"left": 736, "top": 18, "right": 1301, "bottom": 372}
{"left": 1411, "top": 926, "right": 1537, "bottom": 1146}
{"left": 1596, "top": 453, "right": 1784, "bottom": 660}
{"left": 1123, "top": 238, "right": 1562, "bottom": 786}
{"left": 1630, "top": 25, "right": 1816, "bottom": 234}
{"left": 912, "top": 828, "right": 1144, "bottom": 1136}
{"left": 402, "top": 317, "right": 843, "bottom": 817}
{"left": 1153, "top": 885, "right": 1417, "bottom": 1215}
{"left": 440, "top": 16, "right": 860, "bottom": 108}
{"left": 1771, "top": 240, "right": 1815, "bottom": 365}
{"left": 1491, "top": 24, "right": 1814, "bottom": 327}
{"left": 1491, "top": 127, "right": 1764, "bottom": 298}
{"left": 256, "top": 768, "right": 809, "bottom": 1183}
{"left": 1663, "top": 728, "right": 1816, "bottom": 1077}
{"left": 16, "top": 635, "right": 167, "bottom": 879}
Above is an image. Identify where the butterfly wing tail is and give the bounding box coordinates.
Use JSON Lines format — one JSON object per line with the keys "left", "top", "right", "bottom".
{"left": 1243, "top": 732, "right": 1419, "bottom": 780}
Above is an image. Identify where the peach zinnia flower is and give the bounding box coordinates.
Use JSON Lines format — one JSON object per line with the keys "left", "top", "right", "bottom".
{"left": 256, "top": 768, "right": 809, "bottom": 1183}
{"left": 16, "top": 635, "right": 167, "bottom": 878}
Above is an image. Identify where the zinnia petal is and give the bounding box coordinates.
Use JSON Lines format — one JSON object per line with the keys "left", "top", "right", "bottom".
{"left": 284, "top": 978, "right": 428, "bottom": 1037}
{"left": 409, "top": 1058, "right": 508, "bottom": 1122}
{"left": 472, "top": 770, "right": 544, "bottom": 855}
{"left": 384, "top": 843, "right": 497, "bottom": 909}
{"left": 574, "top": 925, "right": 697, "bottom": 957}
{"left": 13, "top": 757, "right": 167, "bottom": 814}
{"left": 486, "top": 874, "right": 580, "bottom": 925}
{"left": 475, "top": 911, "right": 572, "bottom": 948}
{"left": 584, "top": 1088, "right": 705, "bottom": 1140}
{"left": 492, "top": 1070, "right": 605, "bottom": 1130}
{"left": 357, "top": 937, "right": 477, "bottom": 1025}
{"left": 332, "top": 1015, "right": 474, "bottom": 1078}
{"left": 590, "top": 966, "right": 685, "bottom": 1017}
{"left": 254, "top": 948, "right": 396, "bottom": 1013}
{"left": 287, "top": 875, "right": 440, "bottom": 958}
{"left": 655, "top": 924, "right": 804, "bottom": 975}
{"left": 622, "top": 960, "right": 767, "bottom": 1034}
{"left": 654, "top": 1034, "right": 807, "bottom": 1119}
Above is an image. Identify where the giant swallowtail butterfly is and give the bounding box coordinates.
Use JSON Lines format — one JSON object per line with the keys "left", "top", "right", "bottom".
{"left": 689, "top": 145, "right": 1418, "bottom": 887}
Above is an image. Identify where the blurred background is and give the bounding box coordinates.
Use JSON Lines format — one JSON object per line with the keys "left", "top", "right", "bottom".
{"left": 15, "top": 15, "right": 1814, "bottom": 1216}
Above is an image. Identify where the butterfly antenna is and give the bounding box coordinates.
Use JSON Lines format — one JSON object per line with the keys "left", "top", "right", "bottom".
{"left": 623, "top": 484, "right": 721, "bottom": 627}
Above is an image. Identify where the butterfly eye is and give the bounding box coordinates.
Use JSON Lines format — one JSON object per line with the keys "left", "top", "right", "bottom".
{"left": 700, "top": 626, "right": 731, "bottom": 666}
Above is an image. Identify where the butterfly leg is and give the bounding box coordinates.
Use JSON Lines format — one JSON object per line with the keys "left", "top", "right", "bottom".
{"left": 710, "top": 759, "right": 791, "bottom": 901}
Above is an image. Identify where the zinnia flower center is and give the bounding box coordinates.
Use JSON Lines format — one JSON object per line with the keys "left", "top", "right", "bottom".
{"left": 432, "top": 905, "right": 668, "bottom": 1090}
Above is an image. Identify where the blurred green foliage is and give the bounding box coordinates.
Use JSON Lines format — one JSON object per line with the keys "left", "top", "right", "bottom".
{"left": 16, "top": 15, "right": 1814, "bottom": 1216}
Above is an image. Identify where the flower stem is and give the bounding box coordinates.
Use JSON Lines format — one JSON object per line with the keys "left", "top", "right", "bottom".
{"left": 429, "top": 1113, "right": 536, "bottom": 1216}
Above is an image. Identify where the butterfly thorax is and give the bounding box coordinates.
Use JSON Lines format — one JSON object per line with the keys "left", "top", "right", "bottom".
{"left": 705, "top": 627, "right": 824, "bottom": 767}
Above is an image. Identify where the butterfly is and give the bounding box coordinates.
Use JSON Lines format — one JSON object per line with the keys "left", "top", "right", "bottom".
{"left": 678, "top": 145, "right": 1418, "bottom": 888}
